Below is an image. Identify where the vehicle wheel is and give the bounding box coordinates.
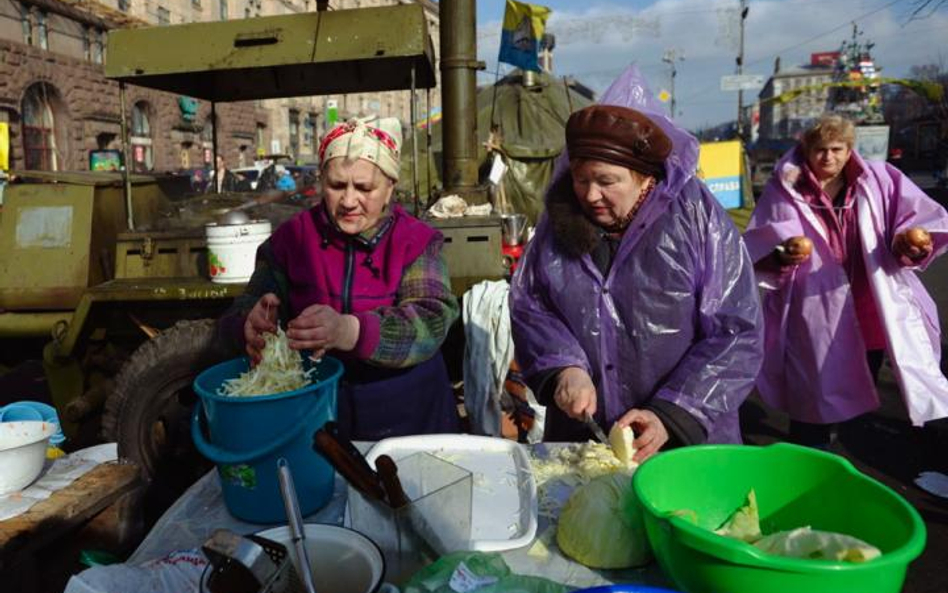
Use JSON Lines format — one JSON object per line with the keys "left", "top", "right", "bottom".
{"left": 102, "top": 319, "right": 234, "bottom": 526}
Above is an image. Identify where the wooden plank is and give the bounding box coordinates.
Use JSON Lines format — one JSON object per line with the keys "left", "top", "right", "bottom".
{"left": 0, "top": 462, "right": 140, "bottom": 572}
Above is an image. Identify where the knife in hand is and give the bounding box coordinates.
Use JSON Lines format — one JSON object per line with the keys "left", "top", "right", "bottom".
{"left": 583, "top": 412, "right": 611, "bottom": 447}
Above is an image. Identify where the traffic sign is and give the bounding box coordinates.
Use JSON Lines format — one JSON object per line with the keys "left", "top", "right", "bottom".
{"left": 720, "top": 74, "right": 765, "bottom": 92}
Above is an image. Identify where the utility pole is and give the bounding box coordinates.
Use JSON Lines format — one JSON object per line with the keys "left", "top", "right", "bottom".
{"left": 662, "top": 49, "right": 684, "bottom": 119}
{"left": 736, "top": 0, "right": 749, "bottom": 139}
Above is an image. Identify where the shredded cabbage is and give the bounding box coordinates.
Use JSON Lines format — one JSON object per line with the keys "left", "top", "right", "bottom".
{"left": 219, "top": 326, "right": 316, "bottom": 397}
{"left": 530, "top": 442, "right": 631, "bottom": 518}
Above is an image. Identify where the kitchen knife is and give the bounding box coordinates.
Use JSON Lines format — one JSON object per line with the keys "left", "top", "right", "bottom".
{"left": 583, "top": 412, "right": 611, "bottom": 447}
{"left": 313, "top": 422, "right": 386, "bottom": 502}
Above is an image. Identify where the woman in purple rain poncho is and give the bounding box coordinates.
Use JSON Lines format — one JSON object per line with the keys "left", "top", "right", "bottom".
{"left": 509, "top": 68, "right": 764, "bottom": 462}
{"left": 744, "top": 114, "right": 948, "bottom": 447}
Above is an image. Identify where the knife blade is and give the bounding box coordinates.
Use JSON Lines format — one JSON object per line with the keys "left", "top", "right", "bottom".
{"left": 583, "top": 412, "right": 610, "bottom": 447}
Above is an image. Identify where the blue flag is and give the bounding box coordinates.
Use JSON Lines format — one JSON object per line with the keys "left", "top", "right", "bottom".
{"left": 497, "top": 0, "right": 551, "bottom": 72}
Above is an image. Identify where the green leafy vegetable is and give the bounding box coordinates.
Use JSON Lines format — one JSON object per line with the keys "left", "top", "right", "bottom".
{"left": 556, "top": 472, "right": 652, "bottom": 569}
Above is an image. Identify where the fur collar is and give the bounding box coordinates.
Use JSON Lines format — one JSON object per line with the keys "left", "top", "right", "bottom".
{"left": 546, "top": 172, "right": 601, "bottom": 257}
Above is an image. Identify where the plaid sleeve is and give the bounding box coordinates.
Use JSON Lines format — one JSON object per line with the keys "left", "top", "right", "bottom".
{"left": 358, "top": 235, "right": 459, "bottom": 368}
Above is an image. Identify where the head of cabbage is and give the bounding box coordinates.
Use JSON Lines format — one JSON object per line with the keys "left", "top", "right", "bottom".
{"left": 556, "top": 472, "right": 652, "bottom": 569}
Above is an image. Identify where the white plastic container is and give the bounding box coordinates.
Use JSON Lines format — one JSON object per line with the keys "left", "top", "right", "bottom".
{"left": 0, "top": 421, "right": 56, "bottom": 494}
{"left": 205, "top": 220, "right": 272, "bottom": 284}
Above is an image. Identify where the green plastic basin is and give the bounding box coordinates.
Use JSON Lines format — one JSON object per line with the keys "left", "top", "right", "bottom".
{"left": 632, "top": 443, "right": 926, "bottom": 593}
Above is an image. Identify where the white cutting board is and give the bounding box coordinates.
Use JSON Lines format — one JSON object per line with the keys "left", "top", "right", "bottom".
{"left": 366, "top": 435, "right": 538, "bottom": 552}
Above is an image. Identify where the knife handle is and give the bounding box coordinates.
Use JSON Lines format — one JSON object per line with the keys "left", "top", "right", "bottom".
{"left": 313, "top": 423, "right": 386, "bottom": 502}
{"left": 375, "top": 454, "right": 411, "bottom": 509}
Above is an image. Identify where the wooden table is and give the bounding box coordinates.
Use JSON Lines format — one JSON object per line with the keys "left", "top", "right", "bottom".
{"left": 0, "top": 462, "right": 140, "bottom": 592}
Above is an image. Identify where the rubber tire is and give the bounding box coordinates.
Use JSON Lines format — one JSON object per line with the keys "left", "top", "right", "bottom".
{"left": 102, "top": 319, "right": 234, "bottom": 525}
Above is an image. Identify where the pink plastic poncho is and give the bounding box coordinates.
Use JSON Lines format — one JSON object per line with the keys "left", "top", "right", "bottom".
{"left": 744, "top": 148, "right": 948, "bottom": 426}
{"left": 509, "top": 66, "right": 764, "bottom": 443}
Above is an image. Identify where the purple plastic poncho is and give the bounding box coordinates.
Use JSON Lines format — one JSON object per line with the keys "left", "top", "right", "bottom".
{"left": 744, "top": 148, "right": 948, "bottom": 426}
{"left": 509, "top": 66, "right": 764, "bottom": 443}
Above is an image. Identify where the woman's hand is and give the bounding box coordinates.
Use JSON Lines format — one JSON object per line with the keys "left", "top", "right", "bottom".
{"left": 244, "top": 293, "right": 280, "bottom": 365}
{"left": 776, "top": 236, "right": 813, "bottom": 266}
{"left": 615, "top": 408, "right": 669, "bottom": 463}
{"left": 553, "top": 367, "right": 597, "bottom": 419}
{"left": 893, "top": 227, "right": 933, "bottom": 265}
{"left": 286, "top": 304, "right": 360, "bottom": 358}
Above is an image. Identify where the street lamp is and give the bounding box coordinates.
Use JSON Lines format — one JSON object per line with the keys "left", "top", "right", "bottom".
{"left": 736, "top": 0, "right": 749, "bottom": 139}
{"left": 662, "top": 49, "right": 684, "bottom": 119}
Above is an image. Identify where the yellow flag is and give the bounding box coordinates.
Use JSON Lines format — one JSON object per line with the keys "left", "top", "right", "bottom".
{"left": 498, "top": 0, "right": 551, "bottom": 72}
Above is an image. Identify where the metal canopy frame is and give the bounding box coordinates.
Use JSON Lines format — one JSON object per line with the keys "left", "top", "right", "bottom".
{"left": 104, "top": 5, "right": 437, "bottom": 102}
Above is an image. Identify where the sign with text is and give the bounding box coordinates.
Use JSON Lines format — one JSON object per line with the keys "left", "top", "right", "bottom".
{"left": 698, "top": 140, "right": 744, "bottom": 209}
{"left": 720, "top": 74, "right": 765, "bottom": 92}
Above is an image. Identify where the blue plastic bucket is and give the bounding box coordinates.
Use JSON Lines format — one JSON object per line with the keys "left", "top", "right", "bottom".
{"left": 191, "top": 355, "right": 343, "bottom": 523}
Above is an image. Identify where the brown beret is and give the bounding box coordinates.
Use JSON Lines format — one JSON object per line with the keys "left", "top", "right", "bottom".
{"left": 566, "top": 105, "right": 672, "bottom": 178}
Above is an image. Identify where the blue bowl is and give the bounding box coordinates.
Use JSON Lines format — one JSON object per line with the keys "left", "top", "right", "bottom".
{"left": 573, "top": 587, "right": 682, "bottom": 593}
{"left": 0, "top": 401, "right": 65, "bottom": 445}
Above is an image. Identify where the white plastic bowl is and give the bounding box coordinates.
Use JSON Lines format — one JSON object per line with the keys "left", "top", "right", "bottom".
{"left": 0, "top": 421, "right": 56, "bottom": 494}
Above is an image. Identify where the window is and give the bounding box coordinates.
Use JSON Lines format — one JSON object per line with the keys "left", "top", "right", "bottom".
{"left": 36, "top": 11, "right": 47, "bottom": 50}
{"left": 256, "top": 123, "right": 266, "bottom": 155}
{"left": 130, "top": 102, "right": 154, "bottom": 171}
{"left": 118, "top": 0, "right": 130, "bottom": 11}
{"left": 20, "top": 6, "right": 32, "bottom": 45}
{"left": 157, "top": 7, "right": 170, "bottom": 25}
{"left": 87, "top": 29, "right": 105, "bottom": 64}
{"left": 303, "top": 112, "right": 315, "bottom": 150}
{"left": 219, "top": 0, "right": 228, "bottom": 20}
{"left": 21, "top": 83, "right": 61, "bottom": 171}
{"left": 192, "top": 0, "right": 202, "bottom": 9}
{"left": 201, "top": 116, "right": 215, "bottom": 165}
{"left": 288, "top": 109, "right": 300, "bottom": 157}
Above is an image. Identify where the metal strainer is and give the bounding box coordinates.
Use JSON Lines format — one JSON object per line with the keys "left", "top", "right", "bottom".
{"left": 201, "top": 528, "right": 304, "bottom": 593}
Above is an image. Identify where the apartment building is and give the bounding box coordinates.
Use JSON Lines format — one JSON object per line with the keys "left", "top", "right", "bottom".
{"left": 0, "top": 0, "right": 440, "bottom": 171}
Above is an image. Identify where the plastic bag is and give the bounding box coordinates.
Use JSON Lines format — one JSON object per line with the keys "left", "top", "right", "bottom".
{"left": 403, "top": 552, "right": 568, "bottom": 593}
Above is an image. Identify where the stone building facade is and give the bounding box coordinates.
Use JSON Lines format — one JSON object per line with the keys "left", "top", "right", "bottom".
{"left": 757, "top": 58, "right": 835, "bottom": 141}
{"left": 0, "top": 0, "right": 440, "bottom": 171}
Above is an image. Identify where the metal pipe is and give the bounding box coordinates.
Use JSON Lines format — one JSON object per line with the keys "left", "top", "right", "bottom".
{"left": 211, "top": 102, "right": 219, "bottom": 193}
{"left": 439, "top": 0, "right": 483, "bottom": 203}
{"left": 410, "top": 64, "right": 420, "bottom": 215}
{"left": 119, "top": 82, "right": 134, "bottom": 230}
{"left": 0, "top": 312, "right": 73, "bottom": 338}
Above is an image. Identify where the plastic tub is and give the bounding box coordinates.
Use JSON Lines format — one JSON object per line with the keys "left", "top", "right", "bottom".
{"left": 0, "top": 421, "right": 57, "bottom": 494}
{"left": 632, "top": 443, "right": 926, "bottom": 593}
{"left": 191, "top": 356, "right": 343, "bottom": 523}
{"left": 205, "top": 220, "right": 272, "bottom": 284}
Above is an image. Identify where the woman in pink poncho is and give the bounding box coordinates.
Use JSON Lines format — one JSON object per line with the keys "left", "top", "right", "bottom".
{"left": 744, "top": 114, "right": 948, "bottom": 447}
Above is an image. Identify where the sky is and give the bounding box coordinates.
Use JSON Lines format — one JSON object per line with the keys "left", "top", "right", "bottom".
{"left": 473, "top": 0, "right": 948, "bottom": 132}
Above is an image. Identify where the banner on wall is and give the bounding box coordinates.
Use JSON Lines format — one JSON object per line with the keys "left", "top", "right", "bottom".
{"left": 0, "top": 123, "right": 9, "bottom": 170}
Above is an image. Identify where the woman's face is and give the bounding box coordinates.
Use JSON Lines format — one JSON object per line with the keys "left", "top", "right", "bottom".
{"left": 570, "top": 159, "right": 653, "bottom": 229}
{"left": 322, "top": 158, "right": 394, "bottom": 235}
{"left": 806, "top": 139, "right": 852, "bottom": 181}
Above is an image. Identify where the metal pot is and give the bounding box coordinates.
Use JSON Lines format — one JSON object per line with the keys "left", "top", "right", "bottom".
{"left": 501, "top": 213, "right": 527, "bottom": 246}
{"left": 255, "top": 524, "right": 387, "bottom": 593}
